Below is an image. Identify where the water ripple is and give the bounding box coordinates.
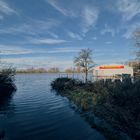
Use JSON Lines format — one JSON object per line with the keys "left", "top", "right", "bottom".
{"left": 0, "top": 74, "right": 105, "bottom": 140}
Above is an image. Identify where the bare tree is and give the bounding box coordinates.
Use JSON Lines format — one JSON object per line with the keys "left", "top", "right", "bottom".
{"left": 74, "top": 48, "right": 94, "bottom": 83}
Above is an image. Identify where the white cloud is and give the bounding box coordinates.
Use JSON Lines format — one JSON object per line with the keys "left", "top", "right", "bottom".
{"left": 0, "top": 19, "right": 60, "bottom": 35}
{"left": 46, "top": 0, "right": 99, "bottom": 35}
{"left": 0, "top": 45, "right": 81, "bottom": 56}
{"left": 0, "top": 49, "right": 31, "bottom": 55}
{"left": 47, "top": 47, "right": 81, "bottom": 53}
{"left": 123, "top": 22, "right": 140, "bottom": 39}
{"left": 82, "top": 6, "right": 99, "bottom": 34}
{"left": 1, "top": 57, "right": 52, "bottom": 68}
{"left": 67, "top": 31, "right": 82, "bottom": 40}
{"left": 117, "top": 0, "right": 140, "bottom": 21}
{"left": 47, "top": 0, "right": 67, "bottom": 16}
{"left": 0, "top": 0, "right": 17, "bottom": 18}
{"left": 30, "top": 38, "right": 67, "bottom": 45}
{"left": 0, "top": 45, "right": 32, "bottom": 55}
{"left": 46, "top": 0, "right": 76, "bottom": 17}
{"left": 47, "top": 31, "right": 58, "bottom": 38}
{"left": 1, "top": 56, "right": 73, "bottom": 69}
{"left": 101, "top": 24, "right": 116, "bottom": 37}
{"left": 0, "top": 24, "right": 33, "bottom": 35}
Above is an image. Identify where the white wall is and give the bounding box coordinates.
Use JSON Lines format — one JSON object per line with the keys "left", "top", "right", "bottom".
{"left": 93, "top": 64, "right": 133, "bottom": 78}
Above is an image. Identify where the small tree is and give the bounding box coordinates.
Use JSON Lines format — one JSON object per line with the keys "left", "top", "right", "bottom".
{"left": 74, "top": 48, "right": 94, "bottom": 83}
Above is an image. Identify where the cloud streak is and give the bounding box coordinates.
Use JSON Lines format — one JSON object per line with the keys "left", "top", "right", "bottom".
{"left": 68, "top": 31, "right": 82, "bottom": 40}
{"left": 30, "top": 38, "right": 67, "bottom": 45}
{"left": 46, "top": 0, "right": 99, "bottom": 34}
{"left": 101, "top": 24, "right": 116, "bottom": 37}
{"left": 0, "top": 45, "right": 82, "bottom": 56}
{"left": 0, "top": 18, "right": 60, "bottom": 35}
{"left": 47, "top": 47, "right": 81, "bottom": 53}
{"left": 82, "top": 6, "right": 99, "bottom": 34}
{"left": 46, "top": 0, "right": 76, "bottom": 17}
{"left": 46, "top": 0, "right": 68, "bottom": 16}
{"left": 0, "top": 45, "right": 32, "bottom": 55}
{"left": 123, "top": 22, "right": 140, "bottom": 39}
{"left": 116, "top": 0, "right": 140, "bottom": 21}
{"left": 0, "top": 0, "right": 17, "bottom": 19}
{"left": 1, "top": 56, "right": 74, "bottom": 69}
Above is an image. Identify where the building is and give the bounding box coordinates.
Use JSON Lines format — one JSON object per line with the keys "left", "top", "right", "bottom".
{"left": 128, "top": 60, "right": 140, "bottom": 77}
{"left": 93, "top": 64, "right": 133, "bottom": 80}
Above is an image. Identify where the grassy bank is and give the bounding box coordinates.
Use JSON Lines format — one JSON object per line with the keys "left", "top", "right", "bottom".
{"left": 51, "top": 77, "right": 140, "bottom": 140}
{"left": 0, "top": 68, "right": 16, "bottom": 98}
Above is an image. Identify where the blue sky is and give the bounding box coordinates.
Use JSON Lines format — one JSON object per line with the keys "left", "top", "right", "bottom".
{"left": 0, "top": 0, "right": 140, "bottom": 69}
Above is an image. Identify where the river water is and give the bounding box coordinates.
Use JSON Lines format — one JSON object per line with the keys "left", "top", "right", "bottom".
{"left": 0, "top": 74, "right": 105, "bottom": 140}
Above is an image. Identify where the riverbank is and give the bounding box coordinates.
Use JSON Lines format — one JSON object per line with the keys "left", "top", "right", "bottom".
{"left": 51, "top": 77, "right": 140, "bottom": 140}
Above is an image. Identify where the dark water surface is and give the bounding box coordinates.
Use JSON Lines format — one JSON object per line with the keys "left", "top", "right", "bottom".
{"left": 0, "top": 74, "right": 105, "bottom": 140}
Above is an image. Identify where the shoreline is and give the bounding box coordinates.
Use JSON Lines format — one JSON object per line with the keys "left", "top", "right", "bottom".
{"left": 56, "top": 90, "right": 131, "bottom": 140}
{"left": 51, "top": 77, "right": 140, "bottom": 140}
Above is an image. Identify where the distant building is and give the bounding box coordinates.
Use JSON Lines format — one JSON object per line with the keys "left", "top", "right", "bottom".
{"left": 128, "top": 61, "right": 140, "bottom": 77}
{"left": 93, "top": 64, "right": 133, "bottom": 80}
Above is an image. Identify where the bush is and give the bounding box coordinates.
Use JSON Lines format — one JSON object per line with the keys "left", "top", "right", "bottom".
{"left": 51, "top": 77, "right": 140, "bottom": 139}
{"left": 0, "top": 68, "right": 16, "bottom": 98}
{"left": 92, "top": 79, "right": 140, "bottom": 139}
{"left": 51, "top": 77, "right": 83, "bottom": 91}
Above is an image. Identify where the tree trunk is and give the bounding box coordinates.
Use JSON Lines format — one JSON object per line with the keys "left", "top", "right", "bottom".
{"left": 85, "top": 67, "right": 88, "bottom": 83}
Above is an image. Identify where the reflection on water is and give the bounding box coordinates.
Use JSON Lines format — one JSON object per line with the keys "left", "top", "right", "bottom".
{"left": 0, "top": 95, "right": 14, "bottom": 113}
{"left": 0, "top": 74, "right": 105, "bottom": 140}
{"left": 0, "top": 130, "right": 5, "bottom": 139}
{"left": 0, "top": 92, "right": 15, "bottom": 139}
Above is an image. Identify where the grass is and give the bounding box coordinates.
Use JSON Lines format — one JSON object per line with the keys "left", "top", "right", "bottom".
{"left": 51, "top": 77, "right": 140, "bottom": 140}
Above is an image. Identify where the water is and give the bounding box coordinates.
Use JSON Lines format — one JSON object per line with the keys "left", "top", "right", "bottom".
{"left": 0, "top": 74, "right": 105, "bottom": 140}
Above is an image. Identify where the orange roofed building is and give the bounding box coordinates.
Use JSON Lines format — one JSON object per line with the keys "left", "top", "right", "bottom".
{"left": 93, "top": 64, "right": 133, "bottom": 80}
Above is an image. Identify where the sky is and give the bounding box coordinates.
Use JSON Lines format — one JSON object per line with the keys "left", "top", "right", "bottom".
{"left": 0, "top": 0, "right": 140, "bottom": 70}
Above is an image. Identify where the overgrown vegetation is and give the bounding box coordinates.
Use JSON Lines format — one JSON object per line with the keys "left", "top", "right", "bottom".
{"left": 51, "top": 77, "right": 140, "bottom": 140}
{"left": 0, "top": 68, "right": 16, "bottom": 98}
